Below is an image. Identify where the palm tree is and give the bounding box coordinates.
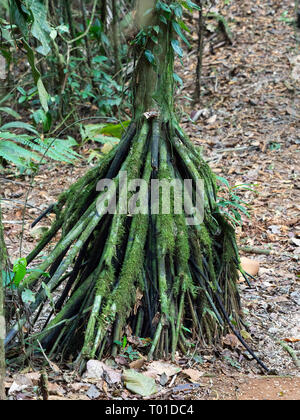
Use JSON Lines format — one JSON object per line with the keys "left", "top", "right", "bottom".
{"left": 6, "top": 0, "right": 244, "bottom": 367}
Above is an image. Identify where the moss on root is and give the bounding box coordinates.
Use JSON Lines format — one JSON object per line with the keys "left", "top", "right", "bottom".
{"left": 4, "top": 115, "right": 247, "bottom": 367}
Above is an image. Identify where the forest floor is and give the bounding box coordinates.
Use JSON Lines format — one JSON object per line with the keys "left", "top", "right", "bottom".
{"left": 1, "top": 0, "right": 300, "bottom": 400}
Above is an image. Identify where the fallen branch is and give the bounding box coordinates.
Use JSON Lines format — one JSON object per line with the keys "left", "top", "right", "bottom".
{"left": 278, "top": 341, "right": 300, "bottom": 369}
{"left": 240, "top": 246, "right": 298, "bottom": 260}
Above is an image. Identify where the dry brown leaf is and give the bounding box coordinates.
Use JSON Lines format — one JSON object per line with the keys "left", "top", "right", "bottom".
{"left": 283, "top": 338, "right": 300, "bottom": 343}
{"left": 240, "top": 257, "right": 260, "bottom": 277}
{"left": 222, "top": 334, "right": 240, "bottom": 349}
{"left": 182, "top": 368, "right": 203, "bottom": 383}
{"left": 134, "top": 288, "right": 143, "bottom": 315}
{"left": 129, "top": 358, "right": 146, "bottom": 370}
{"left": 147, "top": 361, "right": 181, "bottom": 378}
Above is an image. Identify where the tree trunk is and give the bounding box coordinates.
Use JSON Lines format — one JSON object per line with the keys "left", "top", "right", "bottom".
{"left": 0, "top": 206, "right": 6, "bottom": 400}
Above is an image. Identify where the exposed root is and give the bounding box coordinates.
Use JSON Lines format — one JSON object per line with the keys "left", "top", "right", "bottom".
{"left": 6, "top": 116, "right": 264, "bottom": 370}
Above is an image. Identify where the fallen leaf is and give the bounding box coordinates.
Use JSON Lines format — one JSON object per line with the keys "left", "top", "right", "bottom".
{"left": 134, "top": 288, "right": 143, "bottom": 315}
{"left": 283, "top": 338, "right": 300, "bottom": 343}
{"left": 48, "top": 382, "right": 65, "bottom": 397}
{"left": 8, "top": 375, "right": 33, "bottom": 395}
{"left": 101, "top": 143, "right": 114, "bottom": 154}
{"left": 103, "top": 368, "right": 122, "bottom": 386}
{"left": 115, "top": 356, "right": 129, "bottom": 366}
{"left": 207, "top": 114, "right": 217, "bottom": 125}
{"left": 24, "top": 372, "right": 41, "bottom": 386}
{"left": 222, "top": 334, "right": 240, "bottom": 349}
{"left": 160, "top": 372, "right": 169, "bottom": 386}
{"left": 240, "top": 257, "right": 260, "bottom": 277}
{"left": 30, "top": 226, "right": 49, "bottom": 240}
{"left": 241, "top": 330, "right": 252, "bottom": 341}
{"left": 182, "top": 368, "right": 203, "bottom": 383}
{"left": 291, "top": 238, "right": 300, "bottom": 247}
{"left": 123, "top": 370, "right": 158, "bottom": 397}
{"left": 129, "top": 357, "right": 146, "bottom": 370}
{"left": 83, "top": 360, "right": 121, "bottom": 385}
{"left": 86, "top": 384, "right": 101, "bottom": 400}
{"left": 147, "top": 361, "right": 181, "bottom": 378}
{"left": 268, "top": 225, "right": 281, "bottom": 235}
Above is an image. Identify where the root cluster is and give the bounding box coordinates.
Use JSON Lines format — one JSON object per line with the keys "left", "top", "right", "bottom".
{"left": 6, "top": 116, "right": 243, "bottom": 364}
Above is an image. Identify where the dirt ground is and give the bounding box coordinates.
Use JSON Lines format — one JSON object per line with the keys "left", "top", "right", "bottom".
{"left": 1, "top": 0, "right": 299, "bottom": 400}
{"left": 185, "top": 376, "right": 300, "bottom": 400}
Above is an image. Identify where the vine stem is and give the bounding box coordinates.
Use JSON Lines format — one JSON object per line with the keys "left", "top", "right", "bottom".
{"left": 67, "top": 0, "right": 98, "bottom": 45}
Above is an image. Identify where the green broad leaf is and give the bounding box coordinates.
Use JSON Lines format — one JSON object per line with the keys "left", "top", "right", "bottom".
{"left": 1, "top": 270, "right": 15, "bottom": 288}
{"left": 123, "top": 370, "right": 158, "bottom": 397}
{"left": 216, "top": 176, "right": 230, "bottom": 189}
{"left": 172, "top": 21, "right": 190, "bottom": 47}
{"left": 177, "top": 19, "right": 190, "bottom": 33}
{"left": 92, "top": 56, "right": 108, "bottom": 64}
{"left": 83, "top": 121, "right": 130, "bottom": 141}
{"left": 0, "top": 19, "right": 15, "bottom": 48}
{"left": 145, "top": 49, "right": 155, "bottom": 64}
{"left": 1, "top": 121, "right": 39, "bottom": 135}
{"left": 122, "top": 336, "right": 127, "bottom": 349}
{"left": 9, "top": 0, "right": 30, "bottom": 38}
{"left": 171, "top": 39, "right": 183, "bottom": 57}
{"left": 17, "top": 86, "right": 27, "bottom": 96}
{"left": 13, "top": 257, "right": 27, "bottom": 287}
{"left": 156, "top": 1, "right": 171, "bottom": 13}
{"left": 22, "top": 40, "right": 49, "bottom": 112}
{"left": 182, "top": 326, "right": 192, "bottom": 333}
{"left": 26, "top": 0, "right": 52, "bottom": 56}
{"left": 0, "top": 107, "right": 21, "bottom": 119}
{"left": 182, "top": 0, "right": 201, "bottom": 11}
{"left": 37, "top": 78, "right": 49, "bottom": 113}
{"left": 0, "top": 140, "right": 41, "bottom": 166}
{"left": 56, "top": 24, "right": 69, "bottom": 34}
{"left": 173, "top": 72, "right": 183, "bottom": 85}
{"left": 21, "top": 289, "right": 36, "bottom": 305}
{"left": 32, "top": 108, "right": 52, "bottom": 132}
{"left": 170, "top": 4, "right": 183, "bottom": 18}
{"left": 159, "top": 14, "right": 168, "bottom": 25}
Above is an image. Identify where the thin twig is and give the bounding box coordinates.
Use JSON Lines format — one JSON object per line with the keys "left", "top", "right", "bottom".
{"left": 278, "top": 341, "right": 300, "bottom": 369}
{"left": 240, "top": 246, "right": 299, "bottom": 260}
{"left": 37, "top": 340, "right": 61, "bottom": 373}
{"left": 67, "top": 0, "right": 97, "bottom": 45}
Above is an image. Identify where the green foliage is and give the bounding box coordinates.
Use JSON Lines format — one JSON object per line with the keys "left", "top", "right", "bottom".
{"left": 216, "top": 176, "right": 255, "bottom": 228}
{"left": 206, "top": 12, "right": 233, "bottom": 43}
{"left": 279, "top": 11, "right": 294, "bottom": 25}
{"left": 133, "top": 0, "right": 200, "bottom": 64}
{"left": 0, "top": 119, "right": 80, "bottom": 171}
{"left": 9, "top": 0, "right": 53, "bottom": 55}
{"left": 3, "top": 256, "right": 50, "bottom": 305}
{"left": 114, "top": 336, "right": 141, "bottom": 361}
{"left": 81, "top": 120, "right": 130, "bottom": 144}
{"left": 0, "top": 0, "right": 131, "bottom": 171}
{"left": 12, "top": 257, "right": 27, "bottom": 287}
{"left": 8, "top": 0, "right": 51, "bottom": 111}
